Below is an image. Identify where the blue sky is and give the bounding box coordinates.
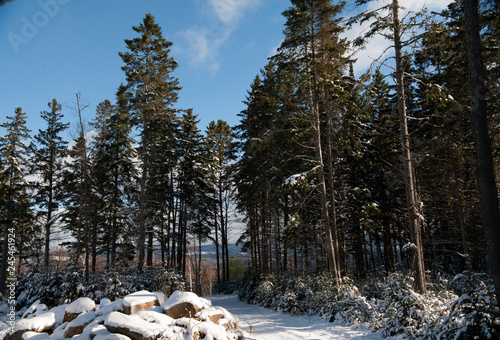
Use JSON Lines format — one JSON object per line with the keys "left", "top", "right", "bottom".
{"left": 0, "top": 0, "right": 452, "bottom": 142}
{"left": 0, "top": 0, "right": 288, "bottom": 140}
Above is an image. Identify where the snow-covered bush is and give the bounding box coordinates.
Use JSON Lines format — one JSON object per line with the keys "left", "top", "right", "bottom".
{"left": 237, "top": 270, "right": 375, "bottom": 325}
{"left": 426, "top": 271, "right": 500, "bottom": 339}
{"left": 17, "top": 265, "right": 66, "bottom": 307}
{"left": 380, "top": 272, "right": 457, "bottom": 339}
{"left": 270, "top": 272, "right": 306, "bottom": 314}
{"left": 237, "top": 269, "right": 499, "bottom": 338}
{"left": 237, "top": 268, "right": 264, "bottom": 304}
{"left": 330, "top": 278, "right": 379, "bottom": 327}
{"left": 255, "top": 275, "right": 276, "bottom": 308}
{"left": 448, "top": 271, "right": 493, "bottom": 296}
{"left": 15, "top": 266, "right": 186, "bottom": 309}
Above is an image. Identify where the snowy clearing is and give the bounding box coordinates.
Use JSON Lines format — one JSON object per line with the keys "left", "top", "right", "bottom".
{"left": 208, "top": 294, "right": 400, "bottom": 340}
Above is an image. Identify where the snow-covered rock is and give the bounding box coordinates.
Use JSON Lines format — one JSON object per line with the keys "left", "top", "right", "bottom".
{"left": 196, "top": 308, "right": 225, "bottom": 324}
{"left": 96, "top": 299, "right": 123, "bottom": 316}
{"left": 99, "top": 298, "right": 112, "bottom": 308}
{"left": 134, "top": 311, "right": 174, "bottom": 329}
{"left": 104, "top": 311, "right": 161, "bottom": 340}
{"left": 190, "top": 321, "right": 228, "bottom": 340}
{"left": 21, "top": 332, "right": 50, "bottom": 340}
{"left": 164, "top": 291, "right": 206, "bottom": 319}
{"left": 5, "top": 291, "right": 243, "bottom": 340}
{"left": 122, "top": 291, "right": 159, "bottom": 315}
{"left": 48, "top": 305, "right": 67, "bottom": 327}
{"left": 22, "top": 301, "right": 48, "bottom": 319}
{"left": 6, "top": 312, "right": 56, "bottom": 340}
{"left": 63, "top": 311, "right": 97, "bottom": 338}
{"left": 92, "top": 324, "right": 132, "bottom": 340}
{"left": 48, "top": 322, "right": 68, "bottom": 340}
{"left": 63, "top": 298, "right": 96, "bottom": 323}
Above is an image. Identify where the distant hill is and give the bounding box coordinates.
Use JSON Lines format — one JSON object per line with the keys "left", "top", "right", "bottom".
{"left": 198, "top": 243, "right": 249, "bottom": 260}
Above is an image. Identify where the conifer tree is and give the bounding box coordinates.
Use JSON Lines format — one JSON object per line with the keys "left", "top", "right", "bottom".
{"left": 273, "top": 0, "right": 349, "bottom": 278}
{"left": 205, "top": 120, "right": 236, "bottom": 283}
{"left": 0, "top": 108, "right": 32, "bottom": 294}
{"left": 31, "top": 99, "right": 69, "bottom": 267}
{"left": 176, "top": 109, "right": 204, "bottom": 272}
{"left": 350, "top": 0, "right": 428, "bottom": 292}
{"left": 60, "top": 133, "right": 92, "bottom": 274}
{"left": 91, "top": 90, "right": 137, "bottom": 269}
{"left": 119, "top": 13, "right": 181, "bottom": 272}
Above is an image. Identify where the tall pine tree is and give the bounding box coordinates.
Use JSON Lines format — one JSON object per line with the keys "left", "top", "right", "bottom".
{"left": 31, "top": 99, "right": 69, "bottom": 267}
{"left": 119, "top": 13, "right": 181, "bottom": 272}
{"left": 0, "top": 108, "right": 32, "bottom": 294}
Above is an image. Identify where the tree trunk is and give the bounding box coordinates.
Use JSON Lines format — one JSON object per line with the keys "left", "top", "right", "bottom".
{"left": 326, "top": 107, "right": 341, "bottom": 278}
{"left": 454, "top": 170, "right": 470, "bottom": 270}
{"left": 147, "top": 227, "right": 153, "bottom": 267}
{"left": 463, "top": 0, "right": 500, "bottom": 298}
{"left": 383, "top": 222, "right": 395, "bottom": 272}
{"left": 312, "top": 100, "right": 339, "bottom": 279}
{"left": 44, "top": 151, "right": 54, "bottom": 267}
{"left": 137, "top": 130, "right": 148, "bottom": 273}
{"left": 392, "top": 0, "right": 427, "bottom": 294}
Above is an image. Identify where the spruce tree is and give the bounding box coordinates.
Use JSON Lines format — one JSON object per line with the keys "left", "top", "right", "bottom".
{"left": 119, "top": 13, "right": 181, "bottom": 272}
{"left": 0, "top": 108, "right": 32, "bottom": 294}
{"left": 205, "top": 120, "right": 236, "bottom": 283}
{"left": 349, "top": 0, "right": 429, "bottom": 292}
{"left": 31, "top": 99, "right": 69, "bottom": 267}
{"left": 91, "top": 92, "right": 137, "bottom": 269}
{"left": 273, "top": 0, "right": 349, "bottom": 278}
{"left": 176, "top": 109, "right": 204, "bottom": 272}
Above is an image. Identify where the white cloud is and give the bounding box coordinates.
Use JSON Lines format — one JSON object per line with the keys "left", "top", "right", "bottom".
{"left": 175, "top": 0, "right": 261, "bottom": 75}
{"left": 175, "top": 26, "right": 225, "bottom": 75}
{"left": 209, "top": 0, "right": 261, "bottom": 25}
{"left": 180, "top": 28, "right": 211, "bottom": 65}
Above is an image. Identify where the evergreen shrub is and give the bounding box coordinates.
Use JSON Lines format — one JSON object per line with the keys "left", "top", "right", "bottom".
{"left": 15, "top": 266, "right": 186, "bottom": 309}
{"left": 237, "top": 269, "right": 498, "bottom": 339}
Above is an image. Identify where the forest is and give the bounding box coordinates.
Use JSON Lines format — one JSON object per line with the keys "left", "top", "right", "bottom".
{"left": 1, "top": 0, "right": 500, "bottom": 337}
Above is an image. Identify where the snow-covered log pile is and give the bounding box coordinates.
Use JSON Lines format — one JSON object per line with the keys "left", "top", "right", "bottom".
{"left": 4, "top": 290, "right": 243, "bottom": 340}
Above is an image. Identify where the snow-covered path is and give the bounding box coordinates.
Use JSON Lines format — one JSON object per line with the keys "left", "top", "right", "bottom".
{"left": 209, "top": 295, "right": 394, "bottom": 340}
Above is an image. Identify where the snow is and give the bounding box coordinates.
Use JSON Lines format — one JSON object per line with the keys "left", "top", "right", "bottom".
{"left": 163, "top": 290, "right": 207, "bottom": 311}
{"left": 49, "top": 322, "right": 68, "bottom": 340}
{"left": 49, "top": 305, "right": 67, "bottom": 325}
{"left": 14, "top": 312, "right": 55, "bottom": 332}
{"left": 66, "top": 311, "right": 96, "bottom": 328}
{"left": 153, "top": 292, "right": 168, "bottom": 306}
{"left": 104, "top": 312, "right": 160, "bottom": 339}
{"left": 197, "top": 308, "right": 224, "bottom": 321}
{"left": 1, "top": 291, "right": 406, "bottom": 340}
{"left": 22, "top": 332, "right": 50, "bottom": 340}
{"left": 213, "top": 306, "right": 239, "bottom": 325}
{"left": 122, "top": 290, "right": 157, "bottom": 308}
{"left": 208, "top": 295, "right": 396, "bottom": 340}
{"left": 284, "top": 172, "right": 307, "bottom": 186}
{"left": 22, "top": 300, "right": 48, "bottom": 318}
{"left": 66, "top": 297, "right": 95, "bottom": 314}
{"left": 190, "top": 321, "right": 228, "bottom": 340}
{"left": 96, "top": 299, "right": 123, "bottom": 316}
{"left": 134, "top": 311, "right": 174, "bottom": 328}
{"left": 99, "top": 298, "right": 112, "bottom": 308}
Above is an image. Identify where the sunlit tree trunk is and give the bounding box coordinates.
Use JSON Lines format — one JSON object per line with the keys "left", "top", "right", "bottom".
{"left": 392, "top": 0, "right": 427, "bottom": 294}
